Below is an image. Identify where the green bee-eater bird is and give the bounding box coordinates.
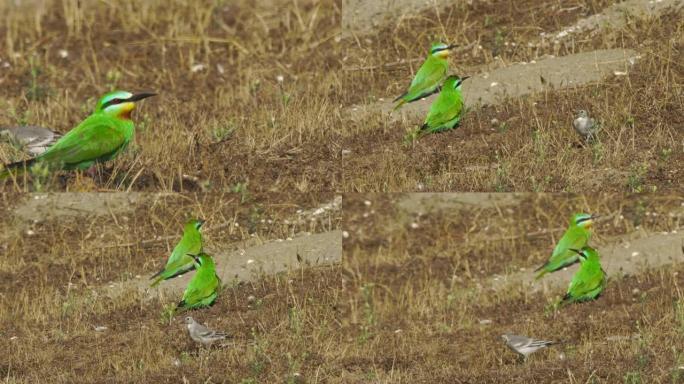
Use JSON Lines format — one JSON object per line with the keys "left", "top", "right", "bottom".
{"left": 150, "top": 219, "right": 205, "bottom": 287}
{"left": 393, "top": 42, "right": 456, "bottom": 111}
{"left": 417, "top": 75, "right": 469, "bottom": 135}
{"left": 177, "top": 252, "right": 221, "bottom": 311}
{"left": 535, "top": 213, "right": 596, "bottom": 279}
{"left": 560, "top": 246, "right": 606, "bottom": 305}
{"left": 0, "top": 90, "right": 156, "bottom": 180}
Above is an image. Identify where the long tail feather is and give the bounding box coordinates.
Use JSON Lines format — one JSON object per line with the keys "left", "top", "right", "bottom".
{"left": 150, "top": 268, "right": 164, "bottom": 280}
{"left": 559, "top": 293, "right": 572, "bottom": 306}
{"left": 0, "top": 158, "right": 36, "bottom": 180}
{"left": 149, "top": 267, "right": 166, "bottom": 287}
{"left": 533, "top": 262, "right": 549, "bottom": 280}
{"left": 150, "top": 265, "right": 195, "bottom": 287}
{"left": 392, "top": 99, "right": 406, "bottom": 112}
{"left": 393, "top": 92, "right": 407, "bottom": 103}
{"left": 150, "top": 275, "right": 164, "bottom": 288}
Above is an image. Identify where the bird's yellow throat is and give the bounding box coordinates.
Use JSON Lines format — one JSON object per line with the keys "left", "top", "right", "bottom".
{"left": 117, "top": 102, "right": 136, "bottom": 120}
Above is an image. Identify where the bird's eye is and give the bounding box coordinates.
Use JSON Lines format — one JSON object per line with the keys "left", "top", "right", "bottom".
{"left": 103, "top": 98, "right": 124, "bottom": 109}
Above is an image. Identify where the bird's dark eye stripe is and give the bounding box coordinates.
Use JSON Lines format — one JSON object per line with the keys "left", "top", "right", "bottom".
{"left": 576, "top": 217, "right": 592, "bottom": 224}
{"left": 102, "top": 98, "right": 124, "bottom": 109}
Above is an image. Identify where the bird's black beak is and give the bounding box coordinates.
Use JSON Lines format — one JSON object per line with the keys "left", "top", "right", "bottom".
{"left": 590, "top": 214, "right": 600, "bottom": 220}
{"left": 126, "top": 92, "right": 157, "bottom": 102}
{"left": 187, "top": 253, "right": 200, "bottom": 262}
{"left": 446, "top": 44, "right": 458, "bottom": 50}
{"left": 461, "top": 76, "right": 471, "bottom": 81}
{"left": 197, "top": 219, "right": 206, "bottom": 227}
{"left": 568, "top": 248, "right": 581, "bottom": 255}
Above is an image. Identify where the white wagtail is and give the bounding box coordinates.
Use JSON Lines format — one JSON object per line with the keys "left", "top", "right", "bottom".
{"left": 573, "top": 110, "right": 598, "bottom": 143}
{"left": 0, "top": 125, "right": 62, "bottom": 156}
{"left": 184, "top": 316, "right": 229, "bottom": 347}
{"left": 502, "top": 333, "right": 556, "bottom": 360}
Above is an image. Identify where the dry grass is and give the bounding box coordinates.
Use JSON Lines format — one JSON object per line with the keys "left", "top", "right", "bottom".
{"left": 342, "top": 193, "right": 684, "bottom": 382}
{"left": 341, "top": 0, "right": 683, "bottom": 192}
{"left": 0, "top": 0, "right": 342, "bottom": 192}
{"left": 4, "top": 191, "right": 684, "bottom": 383}
{"left": 0, "top": 192, "right": 343, "bottom": 383}
{"left": 3, "top": 0, "right": 684, "bottom": 381}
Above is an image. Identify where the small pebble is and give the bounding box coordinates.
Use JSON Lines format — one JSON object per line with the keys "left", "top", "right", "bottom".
{"left": 191, "top": 63, "right": 206, "bottom": 73}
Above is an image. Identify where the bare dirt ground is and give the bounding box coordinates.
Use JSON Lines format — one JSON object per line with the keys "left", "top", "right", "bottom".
{"left": 0, "top": 192, "right": 343, "bottom": 383}
{"left": 341, "top": 0, "right": 683, "bottom": 192}
{"left": 0, "top": 0, "right": 342, "bottom": 193}
{"left": 343, "top": 192, "right": 684, "bottom": 382}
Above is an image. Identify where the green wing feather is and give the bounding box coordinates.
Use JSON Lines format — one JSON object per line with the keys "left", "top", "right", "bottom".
{"left": 535, "top": 227, "right": 589, "bottom": 279}
{"left": 562, "top": 261, "right": 605, "bottom": 304}
{"left": 178, "top": 255, "right": 220, "bottom": 309}
{"left": 395, "top": 56, "right": 448, "bottom": 106}
{"left": 150, "top": 228, "right": 202, "bottom": 287}
{"left": 38, "top": 115, "right": 132, "bottom": 170}
{"left": 421, "top": 89, "right": 463, "bottom": 133}
{"left": 181, "top": 276, "right": 218, "bottom": 308}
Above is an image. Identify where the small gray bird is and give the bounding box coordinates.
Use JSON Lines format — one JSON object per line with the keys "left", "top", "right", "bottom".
{"left": 184, "top": 316, "right": 228, "bottom": 347}
{"left": 0, "top": 126, "right": 62, "bottom": 156}
{"left": 501, "top": 333, "right": 556, "bottom": 359}
{"left": 572, "top": 110, "right": 598, "bottom": 142}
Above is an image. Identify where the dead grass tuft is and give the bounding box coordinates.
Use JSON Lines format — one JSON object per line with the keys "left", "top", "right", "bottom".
{"left": 341, "top": 1, "right": 683, "bottom": 192}
{"left": 0, "top": 0, "right": 342, "bottom": 192}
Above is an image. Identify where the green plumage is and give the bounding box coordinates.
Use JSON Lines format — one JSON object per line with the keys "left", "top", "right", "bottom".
{"left": 535, "top": 213, "right": 594, "bottom": 279}
{"left": 393, "top": 42, "right": 452, "bottom": 111}
{"left": 419, "top": 75, "right": 466, "bottom": 134}
{"left": 561, "top": 246, "right": 606, "bottom": 305}
{"left": 177, "top": 252, "right": 220, "bottom": 311}
{"left": 150, "top": 219, "right": 204, "bottom": 287}
{"left": 1, "top": 90, "right": 154, "bottom": 180}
